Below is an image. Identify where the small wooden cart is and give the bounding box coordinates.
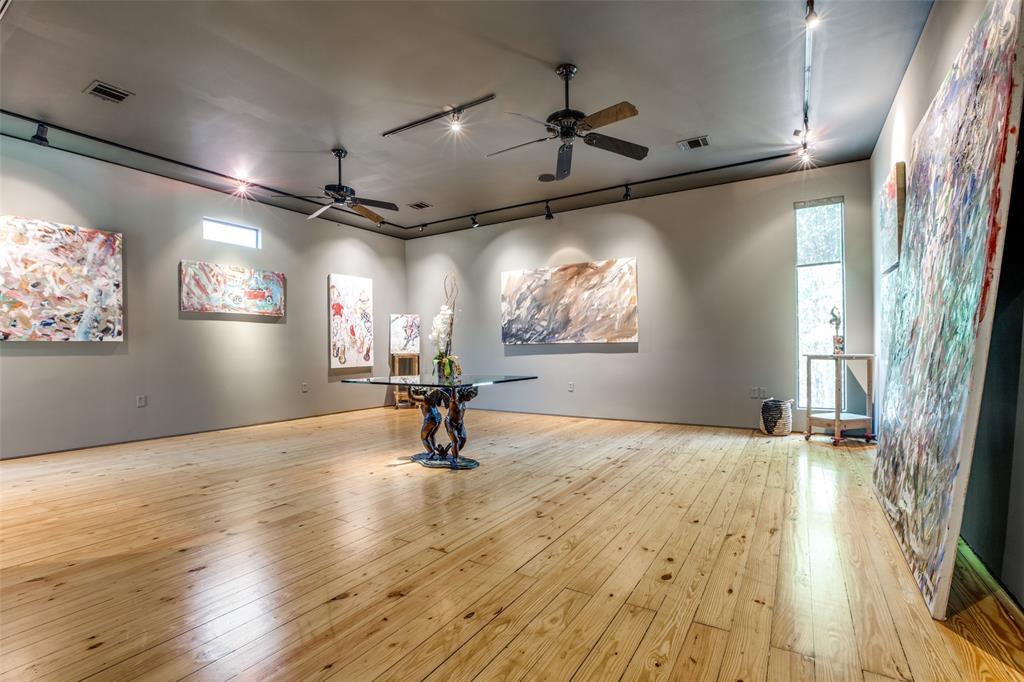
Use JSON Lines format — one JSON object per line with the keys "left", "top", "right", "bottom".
{"left": 389, "top": 353, "right": 421, "bottom": 408}
{"left": 804, "top": 353, "right": 875, "bottom": 446}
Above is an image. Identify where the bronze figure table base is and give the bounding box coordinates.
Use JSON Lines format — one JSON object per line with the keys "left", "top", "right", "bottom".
{"left": 409, "top": 385, "right": 480, "bottom": 470}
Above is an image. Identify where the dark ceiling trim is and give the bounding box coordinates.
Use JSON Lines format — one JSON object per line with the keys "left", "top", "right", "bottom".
{"left": 416, "top": 151, "right": 798, "bottom": 232}
{"left": 2, "top": 108, "right": 824, "bottom": 241}
{"left": 0, "top": 109, "right": 408, "bottom": 235}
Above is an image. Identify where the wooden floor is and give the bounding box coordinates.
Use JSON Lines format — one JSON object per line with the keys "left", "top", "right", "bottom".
{"left": 1, "top": 409, "right": 1023, "bottom": 682}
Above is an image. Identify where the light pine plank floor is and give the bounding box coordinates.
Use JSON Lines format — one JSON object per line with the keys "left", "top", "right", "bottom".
{"left": 1, "top": 408, "right": 1023, "bottom": 681}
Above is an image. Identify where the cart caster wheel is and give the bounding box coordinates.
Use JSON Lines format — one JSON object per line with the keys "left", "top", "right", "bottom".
{"left": 832, "top": 438, "right": 842, "bottom": 446}
{"left": 804, "top": 434, "right": 811, "bottom": 441}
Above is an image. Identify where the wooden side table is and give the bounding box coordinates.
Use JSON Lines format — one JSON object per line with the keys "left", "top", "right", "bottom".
{"left": 804, "top": 353, "right": 875, "bottom": 446}
{"left": 390, "top": 353, "right": 420, "bottom": 408}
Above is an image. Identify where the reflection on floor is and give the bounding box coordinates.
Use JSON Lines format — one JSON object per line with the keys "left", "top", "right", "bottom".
{"left": 1, "top": 409, "right": 1022, "bottom": 681}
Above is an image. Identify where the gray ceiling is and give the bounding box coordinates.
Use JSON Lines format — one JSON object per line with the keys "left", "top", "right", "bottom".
{"left": 0, "top": 0, "right": 932, "bottom": 237}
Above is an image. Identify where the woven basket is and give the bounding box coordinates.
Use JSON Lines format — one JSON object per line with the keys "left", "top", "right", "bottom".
{"left": 760, "top": 398, "right": 794, "bottom": 436}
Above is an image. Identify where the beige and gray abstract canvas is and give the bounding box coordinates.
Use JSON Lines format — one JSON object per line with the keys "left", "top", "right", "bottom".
{"left": 501, "top": 257, "right": 638, "bottom": 344}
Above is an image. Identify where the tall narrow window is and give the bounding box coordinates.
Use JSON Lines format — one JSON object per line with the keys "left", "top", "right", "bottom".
{"left": 795, "top": 196, "right": 845, "bottom": 408}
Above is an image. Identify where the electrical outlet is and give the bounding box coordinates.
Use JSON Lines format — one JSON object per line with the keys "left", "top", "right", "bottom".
{"left": 750, "top": 387, "right": 759, "bottom": 399}
{"left": 136, "top": 395, "right": 147, "bottom": 408}
{"left": 568, "top": 382, "right": 575, "bottom": 392}
{"left": 301, "top": 382, "right": 309, "bottom": 394}
{"left": 758, "top": 387, "right": 769, "bottom": 399}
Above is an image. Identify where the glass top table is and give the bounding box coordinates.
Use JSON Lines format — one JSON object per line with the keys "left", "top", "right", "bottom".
{"left": 341, "top": 374, "right": 537, "bottom": 389}
{"left": 342, "top": 373, "right": 537, "bottom": 469}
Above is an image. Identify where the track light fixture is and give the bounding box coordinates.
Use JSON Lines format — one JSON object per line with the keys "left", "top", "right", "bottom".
{"left": 470, "top": 215, "right": 480, "bottom": 228}
{"left": 380, "top": 94, "right": 495, "bottom": 138}
{"left": 232, "top": 179, "right": 252, "bottom": 197}
{"left": 805, "top": 0, "right": 820, "bottom": 29}
{"left": 544, "top": 202, "right": 554, "bottom": 220}
{"left": 30, "top": 123, "right": 49, "bottom": 146}
{"left": 419, "top": 224, "right": 425, "bottom": 232}
{"left": 623, "top": 185, "right": 632, "bottom": 201}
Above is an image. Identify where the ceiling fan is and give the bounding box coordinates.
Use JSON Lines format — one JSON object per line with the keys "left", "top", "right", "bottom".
{"left": 488, "top": 63, "right": 649, "bottom": 182}
{"left": 277, "top": 148, "right": 399, "bottom": 226}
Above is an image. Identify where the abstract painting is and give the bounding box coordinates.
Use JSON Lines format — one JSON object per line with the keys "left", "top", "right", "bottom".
{"left": 329, "top": 274, "right": 373, "bottom": 368}
{"left": 874, "top": 0, "right": 1022, "bottom": 619}
{"left": 879, "top": 161, "right": 906, "bottom": 274}
{"left": 179, "top": 260, "right": 285, "bottom": 316}
{"left": 389, "top": 313, "right": 420, "bottom": 354}
{"left": 0, "top": 215, "right": 123, "bottom": 341}
{"left": 501, "top": 257, "right": 637, "bottom": 344}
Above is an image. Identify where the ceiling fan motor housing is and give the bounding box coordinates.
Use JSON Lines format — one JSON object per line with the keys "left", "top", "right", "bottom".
{"left": 324, "top": 184, "right": 356, "bottom": 201}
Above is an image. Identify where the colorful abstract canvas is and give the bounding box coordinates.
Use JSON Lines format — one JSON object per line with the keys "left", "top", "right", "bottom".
{"left": 0, "top": 215, "right": 123, "bottom": 341}
{"left": 329, "top": 274, "right": 373, "bottom": 368}
{"left": 874, "top": 0, "right": 1022, "bottom": 619}
{"left": 501, "top": 257, "right": 638, "bottom": 344}
{"left": 879, "top": 161, "right": 906, "bottom": 274}
{"left": 389, "top": 313, "right": 420, "bottom": 354}
{"left": 179, "top": 260, "right": 285, "bottom": 316}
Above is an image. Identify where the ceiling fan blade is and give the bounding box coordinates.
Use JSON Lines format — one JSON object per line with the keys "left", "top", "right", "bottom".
{"left": 582, "top": 133, "right": 649, "bottom": 160}
{"left": 580, "top": 101, "right": 639, "bottom": 131}
{"left": 306, "top": 203, "right": 336, "bottom": 221}
{"left": 555, "top": 143, "right": 573, "bottom": 180}
{"left": 487, "top": 136, "right": 554, "bottom": 158}
{"left": 352, "top": 197, "right": 399, "bottom": 211}
{"left": 350, "top": 203, "right": 385, "bottom": 226}
{"left": 506, "top": 111, "right": 558, "bottom": 132}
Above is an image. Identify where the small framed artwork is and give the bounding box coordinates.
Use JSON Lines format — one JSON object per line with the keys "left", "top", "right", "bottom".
{"left": 879, "top": 161, "right": 906, "bottom": 274}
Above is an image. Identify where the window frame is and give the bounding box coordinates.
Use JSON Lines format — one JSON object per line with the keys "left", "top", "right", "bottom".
{"left": 794, "top": 195, "right": 847, "bottom": 410}
{"left": 202, "top": 217, "right": 262, "bottom": 249}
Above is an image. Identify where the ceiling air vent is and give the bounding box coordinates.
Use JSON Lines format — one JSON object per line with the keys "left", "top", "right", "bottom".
{"left": 407, "top": 201, "right": 433, "bottom": 210}
{"left": 83, "top": 80, "right": 134, "bottom": 103}
{"left": 677, "top": 135, "right": 711, "bottom": 151}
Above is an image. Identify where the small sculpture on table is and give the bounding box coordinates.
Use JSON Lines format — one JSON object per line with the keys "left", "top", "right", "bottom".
{"left": 830, "top": 305, "right": 845, "bottom": 355}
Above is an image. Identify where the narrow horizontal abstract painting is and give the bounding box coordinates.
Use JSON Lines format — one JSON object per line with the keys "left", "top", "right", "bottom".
{"left": 389, "top": 313, "right": 420, "bottom": 354}
{"left": 329, "top": 274, "right": 373, "bottom": 368}
{"left": 179, "top": 259, "right": 285, "bottom": 316}
{"left": 501, "top": 257, "right": 638, "bottom": 344}
{"left": 874, "top": 0, "right": 1022, "bottom": 619}
{"left": 0, "top": 215, "right": 123, "bottom": 341}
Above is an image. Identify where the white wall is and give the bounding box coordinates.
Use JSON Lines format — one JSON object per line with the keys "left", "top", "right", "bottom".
{"left": 870, "top": 0, "right": 985, "bottom": 365}
{"left": 0, "top": 137, "right": 407, "bottom": 458}
{"left": 405, "top": 160, "right": 872, "bottom": 430}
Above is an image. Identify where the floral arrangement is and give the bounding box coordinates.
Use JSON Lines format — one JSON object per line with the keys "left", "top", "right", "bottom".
{"left": 429, "top": 273, "right": 462, "bottom": 379}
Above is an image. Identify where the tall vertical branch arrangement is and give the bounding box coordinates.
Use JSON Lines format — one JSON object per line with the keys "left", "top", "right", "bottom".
{"left": 429, "top": 272, "right": 462, "bottom": 379}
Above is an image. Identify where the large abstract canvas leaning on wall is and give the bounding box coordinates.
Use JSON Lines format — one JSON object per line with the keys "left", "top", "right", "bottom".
{"left": 0, "top": 215, "right": 123, "bottom": 341}
{"left": 329, "top": 273, "right": 373, "bottom": 368}
{"left": 874, "top": 0, "right": 1022, "bottom": 620}
{"left": 179, "top": 259, "right": 285, "bottom": 316}
{"left": 501, "top": 257, "right": 638, "bottom": 344}
{"left": 389, "top": 313, "right": 420, "bottom": 354}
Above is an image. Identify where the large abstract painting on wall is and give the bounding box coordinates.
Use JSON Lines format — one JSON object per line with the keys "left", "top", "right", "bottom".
{"left": 329, "top": 274, "right": 373, "bottom": 368}
{"left": 501, "top": 257, "right": 638, "bottom": 344}
{"left": 874, "top": 0, "right": 1022, "bottom": 619}
{"left": 389, "top": 313, "right": 420, "bottom": 354}
{"left": 879, "top": 161, "right": 906, "bottom": 274}
{"left": 0, "top": 215, "right": 123, "bottom": 341}
{"left": 179, "top": 260, "right": 285, "bottom": 316}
